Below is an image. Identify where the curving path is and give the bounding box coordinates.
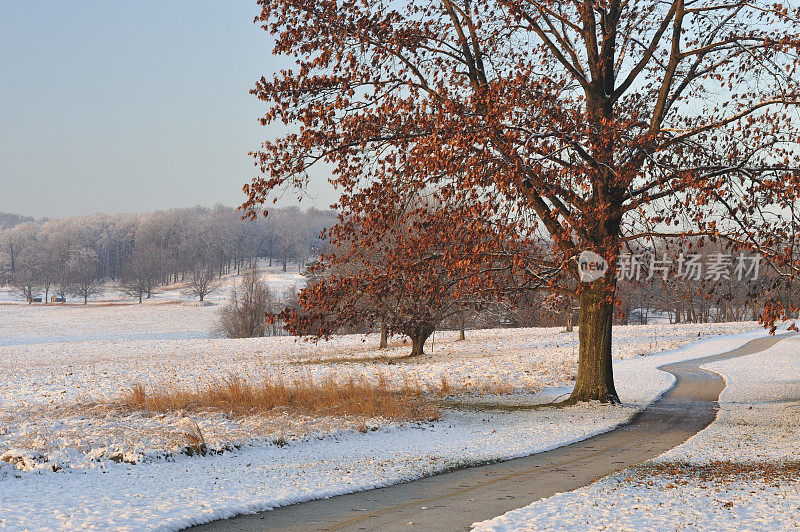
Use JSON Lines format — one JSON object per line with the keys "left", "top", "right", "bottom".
{"left": 190, "top": 334, "right": 788, "bottom": 532}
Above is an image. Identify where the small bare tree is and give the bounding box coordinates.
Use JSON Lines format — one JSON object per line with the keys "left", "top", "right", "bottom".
{"left": 12, "top": 252, "right": 40, "bottom": 303}
{"left": 219, "top": 267, "right": 272, "bottom": 338}
{"left": 121, "top": 247, "right": 159, "bottom": 303}
{"left": 185, "top": 263, "right": 220, "bottom": 302}
{"left": 68, "top": 249, "right": 101, "bottom": 305}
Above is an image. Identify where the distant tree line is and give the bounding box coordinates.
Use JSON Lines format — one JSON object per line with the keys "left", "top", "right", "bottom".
{"left": 0, "top": 205, "right": 335, "bottom": 304}
{"left": 0, "top": 212, "right": 35, "bottom": 230}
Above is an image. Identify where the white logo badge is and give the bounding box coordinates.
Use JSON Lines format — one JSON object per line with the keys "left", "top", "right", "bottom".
{"left": 578, "top": 251, "right": 608, "bottom": 282}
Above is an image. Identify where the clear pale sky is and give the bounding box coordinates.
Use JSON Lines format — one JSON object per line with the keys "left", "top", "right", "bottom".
{"left": 0, "top": 1, "right": 336, "bottom": 219}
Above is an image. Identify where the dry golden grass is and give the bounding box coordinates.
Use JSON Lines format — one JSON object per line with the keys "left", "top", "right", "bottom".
{"left": 439, "top": 374, "right": 453, "bottom": 395}
{"left": 120, "top": 374, "right": 439, "bottom": 422}
{"left": 291, "top": 352, "right": 415, "bottom": 366}
{"left": 436, "top": 375, "right": 515, "bottom": 397}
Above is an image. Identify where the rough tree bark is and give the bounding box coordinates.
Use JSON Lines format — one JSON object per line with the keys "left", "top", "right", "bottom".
{"left": 568, "top": 279, "right": 619, "bottom": 404}
{"left": 408, "top": 325, "right": 434, "bottom": 356}
{"left": 379, "top": 320, "right": 388, "bottom": 349}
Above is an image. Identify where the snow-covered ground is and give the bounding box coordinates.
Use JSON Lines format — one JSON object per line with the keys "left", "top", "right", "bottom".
{"left": 0, "top": 303, "right": 759, "bottom": 463}
{"left": 0, "top": 284, "right": 770, "bottom": 530}
{"left": 472, "top": 335, "right": 800, "bottom": 532}
{"left": 0, "top": 260, "right": 305, "bottom": 308}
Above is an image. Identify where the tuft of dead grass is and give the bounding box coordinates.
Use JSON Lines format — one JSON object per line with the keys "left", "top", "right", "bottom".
{"left": 439, "top": 375, "right": 453, "bottom": 396}
{"left": 180, "top": 418, "right": 207, "bottom": 456}
{"left": 119, "top": 374, "right": 439, "bottom": 422}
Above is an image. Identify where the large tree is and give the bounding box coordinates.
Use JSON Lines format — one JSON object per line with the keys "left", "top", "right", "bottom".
{"left": 244, "top": 0, "right": 800, "bottom": 403}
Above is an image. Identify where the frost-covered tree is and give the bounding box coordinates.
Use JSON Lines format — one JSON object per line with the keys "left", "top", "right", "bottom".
{"left": 68, "top": 249, "right": 101, "bottom": 304}
{"left": 219, "top": 267, "right": 273, "bottom": 338}
{"left": 120, "top": 246, "right": 160, "bottom": 303}
{"left": 11, "top": 250, "right": 41, "bottom": 303}
{"left": 184, "top": 263, "right": 220, "bottom": 302}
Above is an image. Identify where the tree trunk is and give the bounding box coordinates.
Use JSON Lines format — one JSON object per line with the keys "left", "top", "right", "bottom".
{"left": 84, "top": 293, "right": 88, "bottom": 305}
{"left": 458, "top": 311, "right": 466, "bottom": 340}
{"left": 565, "top": 310, "right": 573, "bottom": 332}
{"left": 139, "top": 291, "right": 143, "bottom": 304}
{"left": 410, "top": 335, "right": 425, "bottom": 356}
{"left": 408, "top": 327, "right": 433, "bottom": 356}
{"left": 379, "top": 321, "right": 388, "bottom": 348}
{"left": 568, "top": 281, "right": 619, "bottom": 404}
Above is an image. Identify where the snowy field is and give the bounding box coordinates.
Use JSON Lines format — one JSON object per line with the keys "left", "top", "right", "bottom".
{"left": 0, "top": 281, "right": 774, "bottom": 530}
{"left": 472, "top": 335, "right": 800, "bottom": 532}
